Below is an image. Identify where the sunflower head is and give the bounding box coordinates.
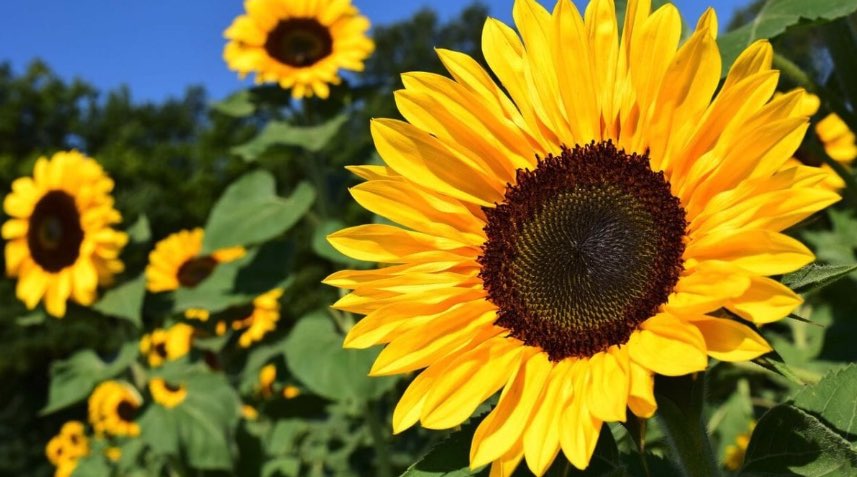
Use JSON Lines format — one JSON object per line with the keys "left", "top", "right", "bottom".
{"left": 45, "top": 420, "right": 90, "bottom": 467}
{"left": 139, "top": 323, "right": 194, "bottom": 367}
{"left": 259, "top": 363, "right": 277, "bottom": 397}
{"left": 230, "top": 288, "right": 284, "bottom": 348}
{"left": 326, "top": 0, "right": 839, "bottom": 473}
{"left": 145, "top": 228, "right": 245, "bottom": 293}
{"left": 223, "top": 0, "right": 374, "bottom": 98}
{"left": 88, "top": 380, "right": 142, "bottom": 437}
{"left": 3, "top": 151, "right": 128, "bottom": 317}
{"left": 148, "top": 378, "right": 188, "bottom": 409}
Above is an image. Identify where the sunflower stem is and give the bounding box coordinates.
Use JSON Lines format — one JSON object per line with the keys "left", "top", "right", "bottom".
{"left": 654, "top": 373, "right": 720, "bottom": 477}
{"left": 365, "top": 400, "right": 393, "bottom": 477}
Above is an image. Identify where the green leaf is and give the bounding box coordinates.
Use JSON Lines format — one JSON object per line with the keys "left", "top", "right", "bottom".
{"left": 140, "top": 371, "right": 241, "bottom": 471}
{"left": 202, "top": 170, "right": 315, "bottom": 253}
{"left": 399, "top": 418, "right": 486, "bottom": 477}
{"left": 781, "top": 263, "right": 857, "bottom": 295}
{"left": 231, "top": 114, "right": 348, "bottom": 161}
{"left": 262, "top": 457, "right": 301, "bottom": 477}
{"left": 719, "top": 0, "right": 857, "bottom": 76}
{"left": 127, "top": 214, "right": 151, "bottom": 244}
{"left": 740, "top": 405, "right": 857, "bottom": 476}
{"left": 791, "top": 364, "right": 857, "bottom": 443}
{"left": 803, "top": 210, "right": 857, "bottom": 265}
{"left": 172, "top": 242, "right": 293, "bottom": 314}
{"left": 284, "top": 311, "right": 397, "bottom": 403}
{"left": 71, "top": 453, "right": 112, "bottom": 476}
{"left": 92, "top": 274, "right": 146, "bottom": 327}
{"left": 41, "top": 342, "right": 139, "bottom": 414}
{"left": 212, "top": 90, "right": 256, "bottom": 118}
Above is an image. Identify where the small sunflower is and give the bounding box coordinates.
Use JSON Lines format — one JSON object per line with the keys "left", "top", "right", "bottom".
{"left": 231, "top": 288, "right": 284, "bottom": 348}
{"left": 88, "top": 381, "right": 142, "bottom": 437}
{"left": 139, "top": 323, "right": 195, "bottom": 367}
{"left": 724, "top": 421, "right": 755, "bottom": 471}
{"left": 794, "top": 93, "right": 857, "bottom": 190}
{"left": 283, "top": 385, "right": 301, "bottom": 399}
{"left": 3, "top": 151, "right": 128, "bottom": 317}
{"left": 223, "top": 0, "right": 374, "bottom": 99}
{"left": 259, "top": 363, "right": 277, "bottom": 397}
{"left": 104, "top": 447, "right": 122, "bottom": 462}
{"left": 145, "top": 228, "right": 245, "bottom": 293}
{"left": 45, "top": 421, "right": 90, "bottom": 473}
{"left": 326, "top": 0, "right": 839, "bottom": 474}
{"left": 148, "top": 378, "right": 188, "bottom": 409}
{"left": 241, "top": 404, "right": 260, "bottom": 420}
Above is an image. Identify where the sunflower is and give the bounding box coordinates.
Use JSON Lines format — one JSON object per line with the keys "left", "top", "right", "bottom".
{"left": 149, "top": 378, "right": 188, "bottom": 409}
{"left": 791, "top": 92, "right": 857, "bottom": 190}
{"left": 139, "top": 323, "right": 195, "bottom": 367}
{"left": 88, "top": 381, "right": 142, "bottom": 437}
{"left": 259, "top": 363, "right": 277, "bottom": 397}
{"left": 326, "top": 0, "right": 839, "bottom": 474}
{"left": 223, "top": 0, "right": 374, "bottom": 99}
{"left": 145, "top": 228, "right": 244, "bottom": 292}
{"left": 724, "top": 421, "right": 755, "bottom": 471}
{"left": 45, "top": 421, "right": 90, "bottom": 474}
{"left": 3, "top": 151, "right": 128, "bottom": 317}
{"left": 230, "top": 288, "right": 284, "bottom": 348}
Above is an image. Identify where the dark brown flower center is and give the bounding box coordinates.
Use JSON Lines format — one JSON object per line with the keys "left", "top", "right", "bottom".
{"left": 264, "top": 18, "right": 333, "bottom": 67}
{"left": 479, "top": 141, "right": 687, "bottom": 361}
{"left": 116, "top": 400, "right": 137, "bottom": 422}
{"left": 177, "top": 256, "right": 217, "bottom": 288}
{"left": 27, "top": 190, "right": 84, "bottom": 272}
{"left": 153, "top": 341, "right": 168, "bottom": 359}
{"left": 163, "top": 381, "right": 183, "bottom": 393}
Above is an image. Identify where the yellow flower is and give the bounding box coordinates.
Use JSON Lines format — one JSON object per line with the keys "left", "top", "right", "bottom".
{"left": 140, "top": 323, "right": 195, "bottom": 367}
{"left": 259, "top": 363, "right": 277, "bottom": 397}
{"left": 145, "top": 228, "right": 244, "bottom": 292}
{"left": 2, "top": 151, "right": 128, "bottom": 317}
{"left": 104, "top": 446, "right": 122, "bottom": 462}
{"left": 787, "top": 92, "right": 857, "bottom": 190}
{"left": 231, "top": 288, "right": 284, "bottom": 348}
{"left": 223, "top": 0, "right": 374, "bottom": 99}
{"left": 724, "top": 421, "right": 756, "bottom": 471}
{"left": 88, "top": 380, "right": 142, "bottom": 437}
{"left": 45, "top": 421, "right": 89, "bottom": 467}
{"left": 241, "top": 404, "right": 259, "bottom": 420}
{"left": 148, "top": 378, "right": 188, "bottom": 409}
{"left": 54, "top": 460, "right": 78, "bottom": 477}
{"left": 185, "top": 308, "right": 211, "bottom": 322}
{"left": 326, "top": 0, "right": 839, "bottom": 474}
{"left": 283, "top": 385, "right": 301, "bottom": 399}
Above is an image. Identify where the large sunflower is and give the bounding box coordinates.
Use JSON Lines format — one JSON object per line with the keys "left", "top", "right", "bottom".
{"left": 88, "top": 381, "right": 142, "bottom": 437}
{"left": 326, "top": 0, "right": 839, "bottom": 474}
{"left": 3, "top": 151, "right": 128, "bottom": 317}
{"left": 145, "top": 228, "right": 244, "bottom": 292}
{"left": 223, "top": 0, "right": 374, "bottom": 99}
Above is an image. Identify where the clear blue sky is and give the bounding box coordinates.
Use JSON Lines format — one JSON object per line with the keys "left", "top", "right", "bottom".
{"left": 0, "top": 0, "right": 747, "bottom": 103}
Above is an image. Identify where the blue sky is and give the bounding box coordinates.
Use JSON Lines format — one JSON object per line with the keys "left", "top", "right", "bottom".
{"left": 0, "top": 0, "right": 747, "bottom": 103}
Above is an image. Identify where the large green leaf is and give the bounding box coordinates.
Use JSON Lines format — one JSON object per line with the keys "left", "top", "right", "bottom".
{"left": 792, "top": 364, "right": 857, "bottom": 442}
{"left": 41, "top": 342, "right": 139, "bottom": 414}
{"left": 202, "top": 170, "right": 315, "bottom": 253}
{"left": 212, "top": 90, "right": 256, "bottom": 118}
{"left": 173, "top": 242, "right": 293, "bottom": 314}
{"left": 399, "top": 419, "right": 485, "bottom": 477}
{"left": 781, "top": 263, "right": 857, "bottom": 295}
{"left": 92, "top": 274, "right": 146, "bottom": 327}
{"left": 741, "top": 405, "right": 857, "bottom": 476}
{"left": 231, "top": 115, "right": 348, "bottom": 161}
{"left": 719, "top": 0, "right": 857, "bottom": 76}
{"left": 284, "top": 311, "right": 397, "bottom": 403}
{"left": 140, "top": 371, "right": 241, "bottom": 471}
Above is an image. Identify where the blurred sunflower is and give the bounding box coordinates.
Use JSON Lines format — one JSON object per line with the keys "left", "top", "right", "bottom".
{"left": 45, "top": 421, "right": 89, "bottom": 477}
{"left": 145, "top": 228, "right": 244, "bottom": 292}
{"left": 326, "top": 0, "right": 839, "bottom": 474}
{"left": 230, "top": 288, "right": 284, "bottom": 348}
{"left": 149, "top": 378, "right": 188, "bottom": 409}
{"left": 787, "top": 92, "right": 857, "bottom": 191}
{"left": 259, "top": 363, "right": 277, "bottom": 397}
{"left": 724, "top": 421, "right": 755, "bottom": 471}
{"left": 88, "top": 381, "right": 142, "bottom": 437}
{"left": 223, "top": 0, "right": 374, "bottom": 99}
{"left": 2, "top": 151, "right": 128, "bottom": 317}
{"left": 139, "top": 323, "right": 195, "bottom": 367}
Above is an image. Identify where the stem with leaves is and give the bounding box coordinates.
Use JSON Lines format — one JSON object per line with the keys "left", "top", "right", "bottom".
{"left": 655, "top": 373, "right": 720, "bottom": 477}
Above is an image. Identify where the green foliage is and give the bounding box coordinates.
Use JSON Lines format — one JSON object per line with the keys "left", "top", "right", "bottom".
{"left": 284, "top": 311, "right": 397, "bottom": 404}
{"left": 232, "top": 115, "right": 348, "bottom": 161}
{"left": 781, "top": 262, "right": 857, "bottom": 295}
{"left": 201, "top": 170, "right": 315, "bottom": 253}
{"left": 41, "top": 342, "right": 138, "bottom": 415}
{"left": 718, "top": 0, "right": 857, "bottom": 74}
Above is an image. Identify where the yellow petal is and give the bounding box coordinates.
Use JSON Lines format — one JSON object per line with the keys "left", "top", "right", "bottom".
{"left": 421, "top": 338, "right": 523, "bottom": 429}
{"left": 559, "top": 362, "right": 603, "bottom": 470}
{"left": 523, "top": 360, "right": 572, "bottom": 476}
{"left": 686, "top": 229, "right": 813, "bottom": 276}
{"left": 628, "top": 313, "right": 708, "bottom": 376}
{"left": 587, "top": 347, "right": 630, "bottom": 422}
{"left": 488, "top": 438, "right": 524, "bottom": 477}
{"left": 690, "top": 317, "right": 771, "bottom": 362}
{"left": 327, "top": 224, "right": 472, "bottom": 264}
{"left": 627, "top": 360, "right": 656, "bottom": 418}
{"left": 728, "top": 275, "right": 802, "bottom": 325}
{"left": 470, "top": 349, "right": 549, "bottom": 468}
{"left": 666, "top": 261, "right": 751, "bottom": 314}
